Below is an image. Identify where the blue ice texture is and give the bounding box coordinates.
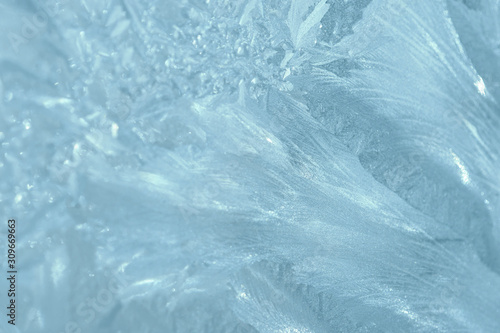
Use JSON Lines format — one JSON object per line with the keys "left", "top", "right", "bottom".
{"left": 0, "top": 0, "right": 500, "bottom": 332}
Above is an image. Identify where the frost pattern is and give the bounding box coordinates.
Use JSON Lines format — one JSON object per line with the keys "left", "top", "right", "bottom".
{"left": 1, "top": 0, "right": 500, "bottom": 332}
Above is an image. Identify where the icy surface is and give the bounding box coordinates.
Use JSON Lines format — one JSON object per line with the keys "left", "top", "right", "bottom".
{"left": 1, "top": 0, "right": 500, "bottom": 332}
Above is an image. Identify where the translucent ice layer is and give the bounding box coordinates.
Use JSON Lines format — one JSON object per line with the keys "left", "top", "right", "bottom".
{"left": 0, "top": 0, "right": 499, "bottom": 332}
